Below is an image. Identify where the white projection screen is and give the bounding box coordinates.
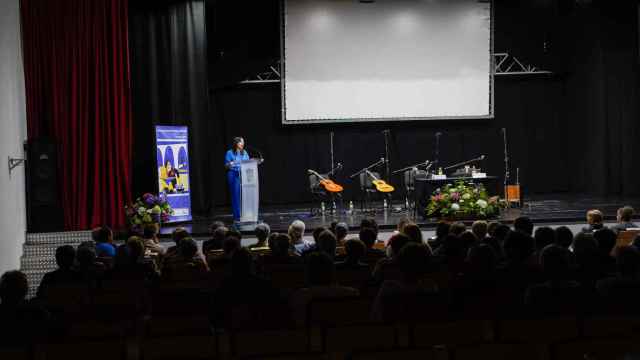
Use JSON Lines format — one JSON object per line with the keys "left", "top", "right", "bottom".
{"left": 282, "top": 0, "right": 493, "bottom": 124}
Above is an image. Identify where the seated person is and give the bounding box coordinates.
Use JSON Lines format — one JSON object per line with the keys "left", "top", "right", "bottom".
{"left": 581, "top": 209, "right": 606, "bottom": 233}
{"left": 289, "top": 220, "right": 314, "bottom": 256}
{"left": 249, "top": 223, "right": 270, "bottom": 249}
{"left": 611, "top": 206, "right": 638, "bottom": 233}
{"left": 257, "top": 233, "right": 302, "bottom": 268}
{"left": 449, "top": 222, "right": 467, "bottom": 236}
{"left": 471, "top": 220, "right": 489, "bottom": 240}
{"left": 525, "top": 245, "right": 585, "bottom": 316}
{"left": 0, "top": 271, "right": 49, "bottom": 347}
{"left": 428, "top": 221, "right": 451, "bottom": 250}
{"left": 316, "top": 230, "right": 338, "bottom": 260}
{"left": 514, "top": 216, "right": 534, "bottom": 236}
{"left": 334, "top": 222, "right": 349, "bottom": 246}
{"left": 76, "top": 243, "right": 106, "bottom": 284}
{"left": 402, "top": 223, "right": 424, "bottom": 245}
{"left": 554, "top": 226, "right": 574, "bottom": 249}
{"left": 596, "top": 246, "right": 640, "bottom": 315}
{"left": 593, "top": 228, "right": 617, "bottom": 276}
{"left": 290, "top": 252, "right": 359, "bottom": 327}
{"left": 372, "top": 233, "right": 412, "bottom": 283}
{"left": 142, "top": 223, "right": 166, "bottom": 256}
{"left": 37, "top": 245, "right": 79, "bottom": 299}
{"left": 164, "top": 227, "right": 190, "bottom": 258}
{"left": 162, "top": 237, "right": 209, "bottom": 279}
{"left": 533, "top": 227, "right": 556, "bottom": 265}
{"left": 107, "top": 236, "right": 159, "bottom": 284}
{"left": 203, "top": 225, "right": 228, "bottom": 253}
{"left": 92, "top": 225, "right": 116, "bottom": 258}
{"left": 208, "top": 231, "right": 242, "bottom": 269}
{"left": 359, "top": 227, "right": 385, "bottom": 260}
{"left": 371, "top": 243, "right": 438, "bottom": 322}
{"left": 335, "top": 239, "right": 369, "bottom": 270}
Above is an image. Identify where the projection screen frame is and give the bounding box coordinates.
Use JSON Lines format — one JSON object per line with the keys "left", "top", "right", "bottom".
{"left": 280, "top": 0, "right": 495, "bottom": 125}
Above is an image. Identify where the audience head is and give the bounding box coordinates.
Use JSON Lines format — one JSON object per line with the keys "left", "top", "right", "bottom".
{"left": 359, "top": 227, "right": 378, "bottom": 249}
{"left": 317, "top": 230, "right": 337, "bottom": 258}
{"left": 449, "top": 222, "right": 467, "bottom": 236}
{"left": 223, "top": 231, "right": 242, "bottom": 256}
{"left": 467, "top": 243, "right": 497, "bottom": 274}
{"left": 593, "top": 228, "right": 617, "bottom": 257}
{"left": 397, "top": 217, "right": 411, "bottom": 233}
{"left": 397, "top": 243, "right": 431, "bottom": 282}
{"left": 92, "top": 225, "right": 113, "bottom": 244}
{"left": 270, "top": 233, "right": 292, "bottom": 257}
{"left": 435, "top": 221, "right": 451, "bottom": 239}
{"left": 231, "top": 247, "right": 254, "bottom": 277}
{"left": 572, "top": 232, "right": 598, "bottom": 254}
{"left": 212, "top": 226, "right": 229, "bottom": 244}
{"left": 209, "top": 221, "right": 226, "bottom": 234}
{"left": 0, "top": 271, "right": 28, "bottom": 305}
{"left": 534, "top": 227, "right": 556, "bottom": 252}
{"left": 402, "top": 223, "right": 423, "bottom": 244}
{"left": 305, "top": 252, "right": 335, "bottom": 286}
{"left": 540, "top": 245, "right": 573, "bottom": 281}
{"left": 55, "top": 245, "right": 76, "bottom": 270}
{"left": 586, "top": 209, "right": 604, "bottom": 226}
{"left": 344, "top": 239, "right": 366, "bottom": 263}
{"left": 254, "top": 223, "right": 271, "bottom": 244}
{"left": 616, "top": 246, "right": 640, "bottom": 279}
{"left": 389, "top": 233, "right": 412, "bottom": 258}
{"left": 618, "top": 206, "right": 634, "bottom": 223}
{"left": 143, "top": 223, "right": 159, "bottom": 240}
{"left": 288, "top": 220, "right": 306, "bottom": 243}
{"left": 487, "top": 221, "right": 500, "bottom": 237}
{"left": 171, "top": 227, "right": 190, "bottom": 247}
{"left": 514, "top": 216, "right": 534, "bottom": 236}
{"left": 76, "top": 245, "right": 97, "bottom": 269}
{"left": 503, "top": 230, "right": 535, "bottom": 264}
{"left": 360, "top": 218, "right": 379, "bottom": 237}
{"left": 312, "top": 227, "right": 328, "bottom": 243}
{"left": 441, "top": 234, "right": 466, "bottom": 259}
{"left": 126, "top": 236, "right": 145, "bottom": 263}
{"left": 493, "top": 224, "right": 512, "bottom": 243}
{"left": 335, "top": 222, "right": 349, "bottom": 242}
{"left": 555, "top": 226, "right": 574, "bottom": 249}
{"left": 179, "top": 237, "right": 198, "bottom": 259}
{"left": 471, "top": 220, "right": 489, "bottom": 240}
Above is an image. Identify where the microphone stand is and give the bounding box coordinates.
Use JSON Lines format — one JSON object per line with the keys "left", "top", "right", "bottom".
{"left": 443, "top": 156, "right": 485, "bottom": 171}
{"left": 434, "top": 132, "right": 441, "bottom": 172}
{"left": 383, "top": 130, "right": 390, "bottom": 181}
{"left": 349, "top": 159, "right": 385, "bottom": 179}
{"left": 503, "top": 128, "right": 510, "bottom": 200}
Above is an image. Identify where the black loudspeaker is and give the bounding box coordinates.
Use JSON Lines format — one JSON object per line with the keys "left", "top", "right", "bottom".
{"left": 27, "top": 138, "right": 64, "bottom": 232}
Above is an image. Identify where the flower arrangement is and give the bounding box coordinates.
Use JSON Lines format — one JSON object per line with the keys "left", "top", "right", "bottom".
{"left": 426, "top": 180, "right": 505, "bottom": 219}
{"left": 125, "top": 193, "right": 173, "bottom": 231}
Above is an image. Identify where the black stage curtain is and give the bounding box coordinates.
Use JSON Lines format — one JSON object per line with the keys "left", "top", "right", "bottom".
{"left": 129, "top": 0, "right": 216, "bottom": 215}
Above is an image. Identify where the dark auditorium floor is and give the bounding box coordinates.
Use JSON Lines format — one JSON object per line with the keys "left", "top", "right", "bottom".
{"left": 160, "top": 195, "right": 640, "bottom": 236}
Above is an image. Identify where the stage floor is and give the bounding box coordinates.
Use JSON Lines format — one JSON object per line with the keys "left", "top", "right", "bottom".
{"left": 159, "top": 194, "right": 640, "bottom": 237}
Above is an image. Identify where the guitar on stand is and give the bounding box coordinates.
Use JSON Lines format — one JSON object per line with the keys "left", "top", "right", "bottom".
{"left": 502, "top": 128, "right": 521, "bottom": 207}
{"left": 365, "top": 169, "right": 395, "bottom": 193}
{"left": 307, "top": 169, "right": 344, "bottom": 193}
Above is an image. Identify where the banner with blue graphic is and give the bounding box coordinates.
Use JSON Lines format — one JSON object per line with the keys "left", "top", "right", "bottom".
{"left": 155, "top": 125, "right": 192, "bottom": 223}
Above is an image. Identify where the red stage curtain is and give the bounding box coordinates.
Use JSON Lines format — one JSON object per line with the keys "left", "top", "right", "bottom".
{"left": 21, "top": 0, "right": 132, "bottom": 230}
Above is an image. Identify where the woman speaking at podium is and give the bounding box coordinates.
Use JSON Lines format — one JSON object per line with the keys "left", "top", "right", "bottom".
{"left": 225, "top": 137, "right": 250, "bottom": 222}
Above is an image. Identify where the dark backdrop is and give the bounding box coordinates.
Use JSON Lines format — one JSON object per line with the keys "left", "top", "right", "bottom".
{"left": 131, "top": 0, "right": 640, "bottom": 216}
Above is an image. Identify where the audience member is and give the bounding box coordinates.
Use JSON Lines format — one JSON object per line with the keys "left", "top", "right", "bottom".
{"left": 108, "top": 236, "right": 159, "bottom": 283}
{"left": 453, "top": 244, "right": 498, "bottom": 314}
{"left": 37, "top": 245, "right": 79, "bottom": 299}
{"left": 203, "top": 225, "right": 228, "bottom": 253}
{"left": 142, "top": 223, "right": 165, "bottom": 255}
{"left": 360, "top": 227, "right": 385, "bottom": 259}
{"left": 249, "top": 223, "right": 271, "bottom": 249}
{"left": 514, "top": 216, "right": 534, "bottom": 236}
{"left": 533, "top": 227, "right": 556, "bottom": 264}
{"left": 259, "top": 233, "right": 301, "bottom": 266}
{"left": 92, "top": 225, "right": 116, "bottom": 258}
{"left": 316, "top": 230, "right": 338, "bottom": 259}
{"left": 555, "top": 226, "right": 574, "bottom": 249}
{"left": 593, "top": 228, "right": 617, "bottom": 275}
{"left": 572, "top": 232, "right": 601, "bottom": 287}
{"left": 581, "top": 209, "right": 605, "bottom": 233}
{"left": 76, "top": 245, "right": 106, "bottom": 284}
{"left": 459, "top": 231, "right": 479, "bottom": 250}
{"left": 449, "top": 222, "right": 466, "bottom": 236}
{"left": 0, "top": 271, "right": 49, "bottom": 346}
{"left": 165, "top": 227, "right": 190, "bottom": 258}
{"left": 335, "top": 239, "right": 369, "bottom": 270}
{"left": 334, "top": 222, "right": 349, "bottom": 245}
{"left": 611, "top": 206, "right": 638, "bottom": 233}
{"left": 496, "top": 230, "right": 540, "bottom": 314}
{"left": 360, "top": 218, "right": 379, "bottom": 237}
{"left": 372, "top": 243, "right": 438, "bottom": 322}
{"left": 525, "top": 245, "right": 584, "bottom": 315}
{"left": 396, "top": 217, "right": 411, "bottom": 234}
{"left": 487, "top": 221, "right": 501, "bottom": 237}
{"left": 373, "top": 233, "right": 412, "bottom": 282}
{"left": 428, "top": 221, "right": 451, "bottom": 249}
{"left": 163, "top": 237, "right": 209, "bottom": 279}
{"left": 289, "top": 220, "right": 314, "bottom": 256}
{"left": 312, "top": 226, "right": 329, "bottom": 243}
{"left": 402, "top": 223, "right": 424, "bottom": 244}
{"left": 471, "top": 220, "right": 489, "bottom": 240}
{"left": 291, "top": 252, "right": 359, "bottom": 326}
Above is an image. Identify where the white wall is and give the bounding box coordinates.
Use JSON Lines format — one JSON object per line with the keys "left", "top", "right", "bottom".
{"left": 0, "top": 0, "right": 27, "bottom": 273}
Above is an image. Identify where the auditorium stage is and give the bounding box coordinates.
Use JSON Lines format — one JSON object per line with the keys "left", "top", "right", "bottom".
{"left": 159, "top": 195, "right": 640, "bottom": 238}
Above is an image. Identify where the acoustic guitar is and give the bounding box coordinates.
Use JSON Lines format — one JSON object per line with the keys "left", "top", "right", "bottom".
{"left": 366, "top": 170, "right": 395, "bottom": 193}
{"left": 308, "top": 169, "right": 344, "bottom": 193}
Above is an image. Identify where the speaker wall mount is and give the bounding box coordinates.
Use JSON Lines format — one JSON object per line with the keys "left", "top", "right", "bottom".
{"left": 8, "top": 156, "right": 25, "bottom": 175}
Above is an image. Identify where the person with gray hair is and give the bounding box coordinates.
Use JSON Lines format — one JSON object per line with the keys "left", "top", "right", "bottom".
{"left": 249, "top": 223, "right": 271, "bottom": 249}
{"left": 289, "top": 220, "right": 314, "bottom": 256}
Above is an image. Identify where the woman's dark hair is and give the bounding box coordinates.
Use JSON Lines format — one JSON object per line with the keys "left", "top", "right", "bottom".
{"left": 232, "top": 137, "right": 244, "bottom": 151}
